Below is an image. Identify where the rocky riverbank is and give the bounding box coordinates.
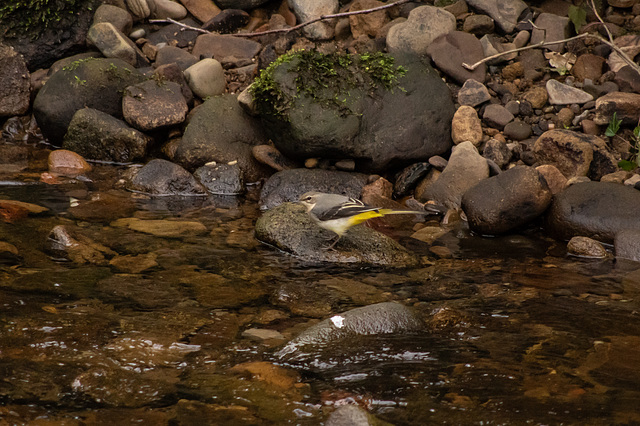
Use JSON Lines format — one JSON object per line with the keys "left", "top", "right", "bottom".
{"left": 2, "top": 0, "right": 640, "bottom": 262}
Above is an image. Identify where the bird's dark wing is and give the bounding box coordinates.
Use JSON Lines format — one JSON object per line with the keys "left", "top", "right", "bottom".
{"left": 317, "top": 197, "right": 380, "bottom": 221}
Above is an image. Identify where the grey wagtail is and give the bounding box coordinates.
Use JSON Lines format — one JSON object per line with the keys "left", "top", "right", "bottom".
{"left": 298, "top": 191, "right": 431, "bottom": 249}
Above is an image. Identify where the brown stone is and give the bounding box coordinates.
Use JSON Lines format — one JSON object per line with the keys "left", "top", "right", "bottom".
{"left": 48, "top": 149, "right": 92, "bottom": 177}
{"left": 594, "top": 91, "right": 640, "bottom": 126}
{"left": 571, "top": 53, "right": 605, "bottom": 82}
{"left": 533, "top": 129, "right": 594, "bottom": 179}
{"left": 349, "top": 0, "right": 389, "bottom": 39}
{"left": 177, "top": 0, "right": 221, "bottom": 23}
{"left": 535, "top": 164, "right": 567, "bottom": 195}
{"left": 522, "top": 86, "right": 548, "bottom": 109}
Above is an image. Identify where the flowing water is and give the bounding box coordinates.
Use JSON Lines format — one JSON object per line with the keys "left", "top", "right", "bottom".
{"left": 2, "top": 144, "right": 640, "bottom": 425}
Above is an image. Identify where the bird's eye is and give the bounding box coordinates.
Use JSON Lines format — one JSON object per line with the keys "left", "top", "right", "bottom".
{"left": 304, "top": 196, "right": 312, "bottom": 201}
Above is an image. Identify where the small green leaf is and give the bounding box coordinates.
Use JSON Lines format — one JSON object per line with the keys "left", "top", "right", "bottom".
{"left": 568, "top": 5, "right": 587, "bottom": 33}
{"left": 605, "top": 112, "right": 621, "bottom": 137}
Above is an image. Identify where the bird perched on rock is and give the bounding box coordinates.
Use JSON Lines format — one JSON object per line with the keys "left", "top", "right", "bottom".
{"left": 298, "top": 191, "right": 435, "bottom": 249}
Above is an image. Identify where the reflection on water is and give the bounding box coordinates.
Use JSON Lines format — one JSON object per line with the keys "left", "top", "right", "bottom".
{"left": 2, "top": 167, "right": 640, "bottom": 425}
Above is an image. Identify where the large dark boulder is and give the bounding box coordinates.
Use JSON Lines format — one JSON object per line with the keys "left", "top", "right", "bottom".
{"left": 547, "top": 182, "right": 640, "bottom": 243}
{"left": 173, "top": 94, "right": 270, "bottom": 183}
{"left": 462, "top": 165, "right": 552, "bottom": 235}
{"left": 251, "top": 50, "right": 455, "bottom": 172}
{"left": 33, "top": 58, "right": 145, "bottom": 145}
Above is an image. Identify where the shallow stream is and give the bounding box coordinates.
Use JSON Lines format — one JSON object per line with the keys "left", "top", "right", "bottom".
{"left": 2, "top": 146, "right": 640, "bottom": 425}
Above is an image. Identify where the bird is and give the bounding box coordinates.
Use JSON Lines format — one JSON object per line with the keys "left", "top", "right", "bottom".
{"left": 298, "top": 191, "right": 433, "bottom": 249}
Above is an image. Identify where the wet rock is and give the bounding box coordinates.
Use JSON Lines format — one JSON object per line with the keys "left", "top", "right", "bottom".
{"left": 68, "top": 192, "right": 137, "bottom": 222}
{"left": 546, "top": 80, "right": 593, "bottom": 105}
{"left": 530, "top": 13, "right": 570, "bottom": 52}
{"left": 258, "top": 168, "right": 368, "bottom": 210}
{"left": 289, "top": 0, "right": 339, "bottom": 40}
{"left": 326, "top": 405, "right": 383, "bottom": 426}
{"left": 547, "top": 182, "right": 640, "bottom": 243}
{"left": 179, "top": 0, "right": 221, "bottom": 23}
{"left": 463, "top": 14, "right": 495, "bottom": 36}
{"left": 252, "top": 145, "right": 300, "bottom": 171}
{"left": 87, "top": 23, "right": 148, "bottom": 67}
{"left": 48, "top": 149, "right": 92, "bottom": 177}
{"left": 277, "top": 302, "right": 422, "bottom": 358}
{"left": 62, "top": 108, "right": 151, "bottom": 163}
{"left": 255, "top": 202, "right": 419, "bottom": 266}
{"left": 533, "top": 129, "right": 594, "bottom": 179}
{"left": 522, "top": 86, "right": 548, "bottom": 109}
{"left": 386, "top": 6, "right": 456, "bottom": 56}
{"left": 127, "top": 159, "right": 206, "bottom": 196}
{"left": 92, "top": 4, "right": 133, "bottom": 35}
{"left": 179, "top": 270, "right": 268, "bottom": 308}
{"left": 567, "top": 236, "right": 609, "bottom": 258}
{"left": 535, "top": 164, "right": 567, "bottom": 195}
{"left": 615, "top": 229, "right": 640, "bottom": 262}
{"left": 33, "top": 58, "right": 145, "bottom": 145}
{"left": 483, "top": 103, "right": 514, "bottom": 129}
{"left": 254, "top": 51, "right": 454, "bottom": 173}
{"left": 191, "top": 34, "right": 262, "bottom": 68}
{"left": 202, "top": 9, "right": 250, "bottom": 33}
{"left": 174, "top": 94, "right": 269, "bottom": 182}
{"left": 462, "top": 165, "right": 551, "bottom": 235}
{"left": 465, "top": 0, "right": 528, "bottom": 33}
{"left": 0, "top": 44, "right": 30, "bottom": 117}
{"left": 184, "top": 58, "right": 226, "bottom": 99}
{"left": 458, "top": 79, "right": 491, "bottom": 107}
{"left": 393, "top": 162, "right": 431, "bottom": 198}
{"left": 452, "top": 106, "right": 483, "bottom": 146}
{"left": 349, "top": 0, "right": 389, "bottom": 38}
{"left": 503, "top": 120, "right": 532, "bottom": 141}
{"left": 109, "top": 253, "right": 159, "bottom": 273}
{"left": 193, "top": 162, "right": 244, "bottom": 195}
{"left": 242, "top": 328, "right": 285, "bottom": 342}
{"left": 72, "top": 367, "right": 176, "bottom": 408}
{"left": 122, "top": 80, "right": 188, "bottom": 131}
{"left": 482, "top": 139, "right": 512, "bottom": 168}
{"left": 593, "top": 91, "right": 640, "bottom": 126}
{"left": 155, "top": 45, "right": 198, "bottom": 71}
{"left": 427, "top": 31, "right": 486, "bottom": 84}
{"left": 46, "top": 225, "right": 114, "bottom": 265}
{"left": 0, "top": 241, "right": 21, "bottom": 265}
{"left": 152, "top": 0, "right": 188, "bottom": 19}
{"left": 417, "top": 141, "right": 489, "bottom": 209}
{"left": 111, "top": 217, "right": 208, "bottom": 238}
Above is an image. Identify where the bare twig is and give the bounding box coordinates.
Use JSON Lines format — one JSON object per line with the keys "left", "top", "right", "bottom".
{"left": 589, "top": 0, "right": 613, "bottom": 42}
{"left": 150, "top": 0, "right": 411, "bottom": 38}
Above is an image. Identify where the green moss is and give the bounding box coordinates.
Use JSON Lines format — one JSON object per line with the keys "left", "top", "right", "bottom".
{"left": 250, "top": 50, "right": 406, "bottom": 120}
{"left": 0, "top": 0, "right": 92, "bottom": 38}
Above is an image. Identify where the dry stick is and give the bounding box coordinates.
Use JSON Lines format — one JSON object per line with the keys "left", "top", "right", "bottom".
{"left": 150, "top": 0, "right": 411, "bottom": 38}
{"left": 462, "top": 32, "right": 640, "bottom": 76}
{"left": 589, "top": 0, "right": 613, "bottom": 43}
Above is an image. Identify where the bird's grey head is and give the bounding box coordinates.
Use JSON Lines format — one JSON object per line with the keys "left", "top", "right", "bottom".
{"left": 298, "top": 191, "right": 322, "bottom": 211}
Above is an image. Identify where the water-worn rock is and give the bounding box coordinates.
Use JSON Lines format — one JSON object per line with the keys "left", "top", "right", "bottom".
{"left": 289, "top": 0, "right": 339, "bottom": 40}
{"left": 193, "top": 162, "right": 244, "bottom": 195}
{"left": 92, "top": 4, "right": 133, "bottom": 35}
{"left": 615, "top": 229, "right": 640, "bottom": 262}
{"left": 184, "top": 58, "right": 226, "bottom": 99}
{"left": 202, "top": 9, "right": 250, "bottom": 33}
{"left": 122, "top": 80, "right": 188, "bottom": 131}
{"left": 127, "top": 159, "right": 206, "bottom": 195}
{"left": 46, "top": 225, "right": 114, "bottom": 265}
{"left": 530, "top": 13, "right": 570, "bottom": 52}
{"left": 155, "top": 45, "right": 199, "bottom": 71}
{"left": 254, "top": 203, "right": 420, "bottom": 266}
{"left": 174, "top": 94, "right": 269, "bottom": 182}
{"left": 567, "top": 236, "right": 609, "bottom": 258}
{"left": 535, "top": 164, "right": 567, "bottom": 195}
{"left": 253, "top": 51, "right": 454, "bottom": 173}
{"left": 462, "top": 166, "right": 552, "bottom": 235}
{"left": 0, "top": 44, "right": 30, "bottom": 117}
{"left": 503, "top": 120, "right": 532, "bottom": 140}
{"left": 111, "top": 217, "right": 208, "bottom": 237}
{"left": 458, "top": 79, "right": 491, "bottom": 107}
{"left": 463, "top": 14, "right": 495, "bottom": 36}
{"left": 593, "top": 91, "right": 640, "bottom": 126}
{"left": 465, "top": 0, "right": 528, "bottom": 33}
{"left": 33, "top": 58, "right": 145, "bottom": 145}
{"left": 483, "top": 103, "right": 514, "bottom": 129}
{"left": 276, "top": 302, "right": 423, "bottom": 359}
{"left": 386, "top": 6, "right": 456, "bottom": 56}
{"left": 326, "top": 405, "right": 380, "bottom": 426}
{"left": 546, "top": 80, "right": 593, "bottom": 105}
{"left": 533, "top": 130, "right": 594, "bottom": 179}
{"left": 452, "top": 106, "right": 483, "bottom": 146}
{"left": 417, "top": 141, "right": 489, "bottom": 209}
{"left": 178, "top": 0, "right": 221, "bottom": 22}
{"left": 547, "top": 182, "right": 640, "bottom": 243}
{"left": 259, "top": 168, "right": 368, "bottom": 210}
{"left": 482, "top": 139, "right": 512, "bottom": 168}
{"left": 349, "top": 0, "right": 389, "bottom": 38}
{"left": 62, "top": 108, "right": 151, "bottom": 162}
{"left": 522, "top": 86, "right": 548, "bottom": 109}
{"left": 48, "top": 149, "right": 92, "bottom": 177}
{"left": 426, "top": 31, "right": 486, "bottom": 84}
{"left": 191, "top": 34, "right": 262, "bottom": 68}
{"left": 252, "top": 145, "right": 299, "bottom": 171}
{"left": 572, "top": 53, "right": 606, "bottom": 82}
{"left": 151, "top": 0, "right": 188, "bottom": 19}
{"left": 87, "top": 23, "right": 148, "bottom": 67}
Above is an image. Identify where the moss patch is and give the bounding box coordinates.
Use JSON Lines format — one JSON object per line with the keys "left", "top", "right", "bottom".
{"left": 250, "top": 50, "right": 407, "bottom": 119}
{"left": 0, "top": 0, "right": 93, "bottom": 39}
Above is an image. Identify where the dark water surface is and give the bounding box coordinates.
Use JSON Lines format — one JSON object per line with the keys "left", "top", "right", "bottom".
{"left": 2, "top": 162, "right": 640, "bottom": 425}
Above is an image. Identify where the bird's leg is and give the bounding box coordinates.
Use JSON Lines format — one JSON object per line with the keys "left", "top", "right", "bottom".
{"left": 323, "top": 234, "right": 341, "bottom": 250}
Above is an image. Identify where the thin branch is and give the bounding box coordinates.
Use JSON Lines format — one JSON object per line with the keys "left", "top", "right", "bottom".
{"left": 151, "top": 0, "right": 411, "bottom": 38}
{"left": 590, "top": 0, "right": 612, "bottom": 42}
